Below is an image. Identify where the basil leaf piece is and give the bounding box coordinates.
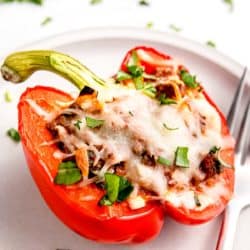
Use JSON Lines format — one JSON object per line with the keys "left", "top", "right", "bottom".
{"left": 116, "top": 71, "right": 132, "bottom": 81}
{"left": 85, "top": 116, "right": 104, "bottom": 128}
{"left": 104, "top": 173, "right": 120, "bottom": 203}
{"left": 7, "top": 128, "right": 20, "bottom": 142}
{"left": 54, "top": 161, "right": 82, "bottom": 185}
{"left": 157, "top": 156, "right": 171, "bottom": 166}
{"left": 175, "top": 146, "right": 189, "bottom": 168}
{"left": 180, "top": 70, "right": 199, "bottom": 88}
{"left": 128, "top": 111, "right": 134, "bottom": 116}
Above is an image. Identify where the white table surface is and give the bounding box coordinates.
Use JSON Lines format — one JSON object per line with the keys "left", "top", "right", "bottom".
{"left": 0, "top": 1, "right": 250, "bottom": 250}
{"left": 0, "top": 0, "right": 249, "bottom": 68}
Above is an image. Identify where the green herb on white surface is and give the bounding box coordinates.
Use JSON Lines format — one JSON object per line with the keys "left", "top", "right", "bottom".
{"left": 169, "top": 24, "right": 182, "bottom": 32}
{"left": 41, "top": 16, "right": 52, "bottom": 26}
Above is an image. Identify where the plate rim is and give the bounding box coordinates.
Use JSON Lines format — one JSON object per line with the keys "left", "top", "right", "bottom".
{"left": 1, "top": 26, "right": 244, "bottom": 78}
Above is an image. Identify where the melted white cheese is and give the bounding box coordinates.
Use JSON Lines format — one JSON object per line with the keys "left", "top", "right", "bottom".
{"left": 27, "top": 86, "right": 230, "bottom": 210}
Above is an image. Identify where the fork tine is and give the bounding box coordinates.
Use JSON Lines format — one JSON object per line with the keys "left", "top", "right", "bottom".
{"left": 237, "top": 98, "right": 250, "bottom": 165}
{"left": 227, "top": 67, "right": 248, "bottom": 136}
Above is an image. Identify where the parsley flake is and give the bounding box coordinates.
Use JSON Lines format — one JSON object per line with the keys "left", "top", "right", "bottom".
{"left": 223, "top": 0, "right": 233, "bottom": 11}
{"left": 54, "top": 161, "right": 82, "bottom": 185}
{"left": 146, "top": 21, "right": 154, "bottom": 29}
{"left": 41, "top": 16, "right": 52, "bottom": 26}
{"left": 163, "top": 123, "right": 179, "bottom": 131}
{"left": 85, "top": 116, "right": 104, "bottom": 128}
{"left": 139, "top": 0, "right": 150, "bottom": 6}
{"left": 169, "top": 24, "right": 182, "bottom": 32}
{"left": 157, "top": 156, "right": 171, "bottom": 166}
{"left": 175, "top": 146, "right": 189, "bottom": 168}
{"left": 4, "top": 91, "right": 12, "bottom": 102}
{"left": 90, "top": 0, "right": 102, "bottom": 5}
{"left": 7, "top": 128, "right": 20, "bottom": 142}
{"left": 99, "top": 173, "right": 133, "bottom": 206}
{"left": 74, "top": 120, "right": 82, "bottom": 130}
{"left": 116, "top": 71, "right": 132, "bottom": 81}
{"left": 0, "top": 0, "right": 43, "bottom": 5}
{"left": 180, "top": 70, "right": 199, "bottom": 88}
{"left": 158, "top": 94, "right": 177, "bottom": 105}
{"left": 206, "top": 40, "right": 216, "bottom": 48}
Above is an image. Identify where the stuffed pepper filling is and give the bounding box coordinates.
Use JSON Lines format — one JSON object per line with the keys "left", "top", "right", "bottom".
{"left": 33, "top": 53, "right": 234, "bottom": 211}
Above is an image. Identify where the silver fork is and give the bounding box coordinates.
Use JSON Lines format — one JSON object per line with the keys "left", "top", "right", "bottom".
{"left": 216, "top": 67, "right": 250, "bottom": 250}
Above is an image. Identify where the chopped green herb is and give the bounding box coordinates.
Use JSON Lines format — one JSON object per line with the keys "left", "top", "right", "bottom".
{"left": 4, "top": 91, "right": 12, "bottom": 102}
{"left": 142, "top": 84, "right": 157, "bottom": 98}
{"left": 180, "top": 70, "right": 199, "bottom": 88}
{"left": 99, "top": 173, "right": 133, "bottom": 206}
{"left": 90, "top": 0, "right": 102, "bottom": 5}
{"left": 41, "top": 16, "right": 52, "bottom": 26}
{"left": 223, "top": 0, "right": 233, "bottom": 11}
{"left": 210, "top": 146, "right": 221, "bottom": 154}
{"left": 74, "top": 120, "right": 82, "bottom": 130}
{"left": 139, "top": 0, "right": 149, "bottom": 6}
{"left": 117, "top": 176, "right": 134, "bottom": 201}
{"left": 134, "top": 76, "right": 144, "bottom": 90}
{"left": 146, "top": 21, "right": 154, "bottom": 29}
{"left": 129, "top": 111, "right": 134, "bottom": 116}
{"left": 128, "top": 51, "right": 139, "bottom": 67}
{"left": 0, "top": 0, "right": 43, "bottom": 5}
{"left": 175, "top": 146, "right": 189, "bottom": 168}
{"left": 206, "top": 40, "right": 216, "bottom": 48}
{"left": 169, "top": 24, "right": 182, "bottom": 32}
{"left": 194, "top": 192, "right": 201, "bottom": 207}
{"left": 127, "top": 65, "right": 144, "bottom": 78}
{"left": 99, "top": 195, "right": 112, "bottom": 206}
{"left": 6, "top": 128, "right": 20, "bottom": 142}
{"left": 116, "top": 71, "right": 132, "bottom": 81}
{"left": 104, "top": 173, "right": 120, "bottom": 203}
{"left": 163, "top": 123, "right": 179, "bottom": 131}
{"left": 157, "top": 156, "right": 171, "bottom": 166}
{"left": 54, "top": 161, "right": 82, "bottom": 185}
{"left": 159, "top": 94, "right": 177, "bottom": 105}
{"left": 85, "top": 116, "right": 104, "bottom": 128}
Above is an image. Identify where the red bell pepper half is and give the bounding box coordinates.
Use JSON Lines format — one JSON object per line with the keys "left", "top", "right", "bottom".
{"left": 0, "top": 47, "right": 234, "bottom": 243}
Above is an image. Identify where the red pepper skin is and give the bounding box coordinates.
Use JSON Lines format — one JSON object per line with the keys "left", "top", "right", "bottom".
{"left": 120, "top": 46, "right": 235, "bottom": 225}
{"left": 18, "top": 86, "right": 164, "bottom": 243}
{"left": 120, "top": 46, "right": 172, "bottom": 74}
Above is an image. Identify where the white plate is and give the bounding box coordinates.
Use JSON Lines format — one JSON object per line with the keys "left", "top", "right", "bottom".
{"left": 0, "top": 27, "right": 245, "bottom": 250}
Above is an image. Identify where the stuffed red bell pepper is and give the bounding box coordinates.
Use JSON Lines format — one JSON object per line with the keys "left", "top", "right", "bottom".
{"left": 0, "top": 47, "right": 234, "bottom": 243}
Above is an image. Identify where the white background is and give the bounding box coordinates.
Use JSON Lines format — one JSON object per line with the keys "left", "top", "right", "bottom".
{"left": 0, "top": 0, "right": 249, "bottom": 67}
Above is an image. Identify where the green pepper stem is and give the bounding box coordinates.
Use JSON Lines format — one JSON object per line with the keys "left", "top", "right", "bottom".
{"left": 1, "top": 50, "right": 107, "bottom": 91}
